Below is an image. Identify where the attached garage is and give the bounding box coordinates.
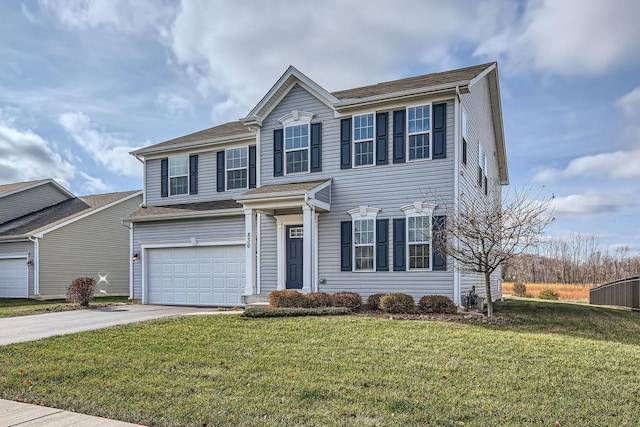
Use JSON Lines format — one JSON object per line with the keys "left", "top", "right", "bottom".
{"left": 0, "top": 257, "right": 28, "bottom": 298}
{"left": 145, "top": 245, "right": 245, "bottom": 306}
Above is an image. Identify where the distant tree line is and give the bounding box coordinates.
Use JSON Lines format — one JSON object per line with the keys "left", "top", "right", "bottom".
{"left": 502, "top": 234, "right": 640, "bottom": 285}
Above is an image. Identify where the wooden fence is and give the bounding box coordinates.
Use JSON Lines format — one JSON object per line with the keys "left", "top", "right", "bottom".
{"left": 589, "top": 276, "right": 640, "bottom": 310}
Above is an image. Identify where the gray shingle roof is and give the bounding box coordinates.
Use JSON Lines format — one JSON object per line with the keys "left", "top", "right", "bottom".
{"left": 239, "top": 180, "right": 330, "bottom": 197}
{"left": 331, "top": 62, "right": 495, "bottom": 100}
{"left": 0, "top": 190, "right": 140, "bottom": 237}
{"left": 126, "top": 199, "right": 242, "bottom": 221}
{"left": 0, "top": 179, "right": 49, "bottom": 196}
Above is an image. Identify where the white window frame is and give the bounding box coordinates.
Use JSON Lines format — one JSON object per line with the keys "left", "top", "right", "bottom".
{"left": 401, "top": 202, "right": 435, "bottom": 271}
{"left": 278, "top": 110, "right": 315, "bottom": 176}
{"left": 406, "top": 103, "right": 432, "bottom": 161}
{"left": 478, "top": 142, "right": 485, "bottom": 187}
{"left": 168, "top": 155, "right": 189, "bottom": 196}
{"left": 225, "top": 146, "right": 249, "bottom": 190}
{"left": 347, "top": 206, "right": 380, "bottom": 272}
{"left": 462, "top": 108, "right": 468, "bottom": 166}
{"left": 352, "top": 112, "right": 376, "bottom": 167}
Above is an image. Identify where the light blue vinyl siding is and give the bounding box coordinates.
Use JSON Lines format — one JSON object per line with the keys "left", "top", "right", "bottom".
{"left": 132, "top": 216, "right": 245, "bottom": 299}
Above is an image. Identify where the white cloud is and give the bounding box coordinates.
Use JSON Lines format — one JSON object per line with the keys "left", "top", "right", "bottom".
{"left": 0, "top": 117, "right": 75, "bottom": 187}
{"left": 475, "top": 0, "right": 640, "bottom": 76}
{"left": 168, "top": 0, "right": 514, "bottom": 121}
{"left": 38, "top": 0, "right": 175, "bottom": 34}
{"left": 616, "top": 87, "right": 640, "bottom": 119}
{"left": 58, "top": 112, "right": 142, "bottom": 177}
{"left": 550, "top": 192, "right": 635, "bottom": 216}
{"left": 155, "top": 93, "right": 194, "bottom": 118}
{"left": 534, "top": 147, "right": 640, "bottom": 181}
{"left": 79, "top": 172, "right": 113, "bottom": 194}
{"left": 21, "top": 3, "right": 39, "bottom": 24}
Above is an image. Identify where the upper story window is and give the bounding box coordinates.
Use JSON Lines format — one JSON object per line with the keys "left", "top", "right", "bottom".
{"left": 169, "top": 155, "right": 189, "bottom": 195}
{"left": 462, "top": 109, "right": 468, "bottom": 165}
{"left": 226, "top": 146, "right": 248, "bottom": 190}
{"left": 407, "top": 104, "right": 431, "bottom": 160}
{"left": 478, "top": 142, "right": 487, "bottom": 194}
{"left": 285, "top": 124, "right": 309, "bottom": 174}
{"left": 348, "top": 206, "right": 380, "bottom": 271}
{"left": 353, "top": 113, "right": 375, "bottom": 167}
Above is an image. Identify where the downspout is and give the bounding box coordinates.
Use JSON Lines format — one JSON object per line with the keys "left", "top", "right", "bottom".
{"left": 28, "top": 236, "right": 39, "bottom": 296}
{"left": 453, "top": 86, "right": 462, "bottom": 307}
{"left": 121, "top": 219, "right": 134, "bottom": 300}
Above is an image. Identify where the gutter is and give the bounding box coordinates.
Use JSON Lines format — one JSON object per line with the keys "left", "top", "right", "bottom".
{"left": 125, "top": 208, "right": 244, "bottom": 223}
{"left": 28, "top": 236, "right": 39, "bottom": 296}
{"left": 130, "top": 132, "right": 256, "bottom": 157}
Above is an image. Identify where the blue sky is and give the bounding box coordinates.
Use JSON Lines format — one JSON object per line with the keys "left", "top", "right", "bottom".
{"left": 1, "top": 0, "right": 639, "bottom": 254}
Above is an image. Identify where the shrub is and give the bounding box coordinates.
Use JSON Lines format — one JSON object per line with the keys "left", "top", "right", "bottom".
{"left": 419, "top": 295, "right": 457, "bottom": 314}
{"left": 305, "top": 292, "right": 332, "bottom": 308}
{"left": 66, "top": 277, "right": 96, "bottom": 307}
{"left": 538, "top": 289, "right": 560, "bottom": 300}
{"left": 380, "top": 293, "right": 415, "bottom": 314}
{"left": 513, "top": 282, "right": 527, "bottom": 297}
{"left": 332, "top": 292, "right": 362, "bottom": 311}
{"left": 243, "top": 307, "right": 350, "bottom": 318}
{"left": 523, "top": 293, "right": 534, "bottom": 298}
{"left": 366, "top": 293, "right": 387, "bottom": 311}
{"left": 269, "top": 290, "right": 307, "bottom": 308}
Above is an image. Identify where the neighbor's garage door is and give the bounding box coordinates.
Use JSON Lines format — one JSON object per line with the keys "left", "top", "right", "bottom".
{"left": 0, "top": 257, "right": 28, "bottom": 298}
{"left": 146, "top": 246, "right": 245, "bottom": 306}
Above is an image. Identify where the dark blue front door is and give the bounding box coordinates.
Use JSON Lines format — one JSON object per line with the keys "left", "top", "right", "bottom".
{"left": 286, "top": 225, "right": 303, "bottom": 289}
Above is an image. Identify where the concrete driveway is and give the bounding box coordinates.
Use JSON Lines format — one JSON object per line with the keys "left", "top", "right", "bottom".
{"left": 0, "top": 304, "right": 239, "bottom": 345}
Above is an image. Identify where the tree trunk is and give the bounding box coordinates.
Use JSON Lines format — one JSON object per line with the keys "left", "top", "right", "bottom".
{"left": 485, "top": 271, "right": 493, "bottom": 318}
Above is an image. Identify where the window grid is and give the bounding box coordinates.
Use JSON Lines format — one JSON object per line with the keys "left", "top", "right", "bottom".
{"left": 353, "top": 113, "right": 374, "bottom": 166}
{"left": 408, "top": 215, "right": 431, "bottom": 270}
{"left": 354, "top": 218, "right": 374, "bottom": 270}
{"left": 407, "top": 105, "right": 431, "bottom": 160}
{"left": 169, "top": 155, "right": 188, "bottom": 195}
{"left": 226, "top": 147, "right": 248, "bottom": 190}
{"left": 285, "top": 124, "right": 309, "bottom": 174}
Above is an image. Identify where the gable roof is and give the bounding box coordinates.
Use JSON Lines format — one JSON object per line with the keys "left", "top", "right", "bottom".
{"left": 0, "top": 179, "right": 75, "bottom": 200}
{"left": 0, "top": 190, "right": 141, "bottom": 239}
{"left": 125, "top": 199, "right": 242, "bottom": 222}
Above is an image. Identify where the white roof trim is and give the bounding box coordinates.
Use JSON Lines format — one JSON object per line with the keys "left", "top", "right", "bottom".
{"left": 33, "top": 191, "right": 142, "bottom": 238}
{"left": 244, "top": 66, "right": 339, "bottom": 121}
{"left": 131, "top": 132, "right": 256, "bottom": 157}
{"left": 0, "top": 179, "right": 75, "bottom": 200}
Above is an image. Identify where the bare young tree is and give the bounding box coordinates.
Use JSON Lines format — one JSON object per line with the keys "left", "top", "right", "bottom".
{"left": 434, "top": 186, "right": 554, "bottom": 317}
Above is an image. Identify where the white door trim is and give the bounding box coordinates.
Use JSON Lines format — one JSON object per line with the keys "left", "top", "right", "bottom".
{"left": 275, "top": 214, "right": 303, "bottom": 291}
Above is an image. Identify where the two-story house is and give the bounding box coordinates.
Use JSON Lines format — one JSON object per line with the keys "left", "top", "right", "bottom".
{"left": 126, "top": 62, "right": 508, "bottom": 307}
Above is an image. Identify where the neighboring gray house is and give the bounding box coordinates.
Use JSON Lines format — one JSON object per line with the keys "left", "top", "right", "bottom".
{"left": 0, "top": 179, "right": 142, "bottom": 299}
{"left": 127, "top": 62, "right": 508, "bottom": 307}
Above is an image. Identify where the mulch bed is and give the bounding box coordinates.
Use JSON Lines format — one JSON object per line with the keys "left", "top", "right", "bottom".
{"left": 34, "top": 303, "right": 130, "bottom": 314}
{"left": 356, "top": 310, "right": 523, "bottom": 325}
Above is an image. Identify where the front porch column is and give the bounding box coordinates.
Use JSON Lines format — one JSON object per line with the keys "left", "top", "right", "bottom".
{"left": 244, "top": 208, "right": 257, "bottom": 296}
{"left": 302, "top": 204, "right": 314, "bottom": 293}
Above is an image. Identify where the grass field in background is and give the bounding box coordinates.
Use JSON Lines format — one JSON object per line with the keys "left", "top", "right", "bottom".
{"left": 1, "top": 298, "right": 639, "bottom": 426}
{"left": 502, "top": 282, "right": 593, "bottom": 301}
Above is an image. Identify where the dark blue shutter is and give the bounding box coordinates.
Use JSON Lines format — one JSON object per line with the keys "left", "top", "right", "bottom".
{"left": 340, "top": 221, "right": 352, "bottom": 271}
{"left": 216, "top": 151, "right": 225, "bottom": 192}
{"left": 248, "top": 146, "right": 257, "bottom": 188}
{"left": 274, "top": 129, "right": 284, "bottom": 176}
{"left": 432, "top": 215, "right": 447, "bottom": 271}
{"left": 393, "top": 218, "right": 406, "bottom": 271}
{"left": 433, "top": 103, "right": 446, "bottom": 159}
{"left": 189, "top": 154, "right": 198, "bottom": 195}
{"left": 376, "top": 112, "right": 388, "bottom": 165}
{"left": 376, "top": 219, "right": 389, "bottom": 271}
{"left": 310, "top": 123, "right": 322, "bottom": 172}
{"left": 160, "top": 158, "right": 168, "bottom": 198}
{"left": 340, "top": 118, "right": 352, "bottom": 169}
{"left": 393, "top": 110, "right": 405, "bottom": 163}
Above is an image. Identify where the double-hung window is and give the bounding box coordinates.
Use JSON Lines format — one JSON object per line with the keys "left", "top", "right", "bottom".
{"left": 353, "top": 113, "right": 374, "bottom": 166}
{"left": 226, "top": 146, "right": 248, "bottom": 190}
{"left": 407, "top": 104, "right": 430, "bottom": 160}
{"left": 348, "top": 206, "right": 380, "bottom": 271}
{"left": 462, "top": 109, "right": 468, "bottom": 165}
{"left": 408, "top": 215, "right": 431, "bottom": 269}
{"left": 169, "top": 155, "right": 189, "bottom": 195}
{"left": 285, "top": 123, "right": 309, "bottom": 174}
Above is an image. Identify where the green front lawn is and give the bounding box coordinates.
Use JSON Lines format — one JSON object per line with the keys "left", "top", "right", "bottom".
{"left": 1, "top": 299, "right": 639, "bottom": 426}
{"left": 0, "top": 296, "right": 130, "bottom": 318}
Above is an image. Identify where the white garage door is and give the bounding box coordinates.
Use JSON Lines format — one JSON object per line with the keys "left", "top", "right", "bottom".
{"left": 146, "top": 245, "right": 245, "bottom": 306}
{"left": 0, "top": 257, "right": 28, "bottom": 298}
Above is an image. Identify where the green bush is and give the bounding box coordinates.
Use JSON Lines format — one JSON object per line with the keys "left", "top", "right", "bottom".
{"left": 269, "top": 290, "right": 307, "bottom": 308}
{"left": 380, "top": 293, "right": 415, "bottom": 314}
{"left": 523, "top": 293, "right": 534, "bottom": 298}
{"left": 243, "top": 307, "right": 350, "bottom": 318}
{"left": 66, "top": 277, "right": 96, "bottom": 307}
{"left": 512, "top": 282, "right": 527, "bottom": 297}
{"left": 305, "top": 292, "right": 332, "bottom": 308}
{"left": 538, "top": 289, "right": 560, "bottom": 300}
{"left": 366, "top": 293, "right": 387, "bottom": 311}
{"left": 332, "top": 292, "right": 362, "bottom": 311}
{"left": 419, "top": 295, "right": 457, "bottom": 314}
